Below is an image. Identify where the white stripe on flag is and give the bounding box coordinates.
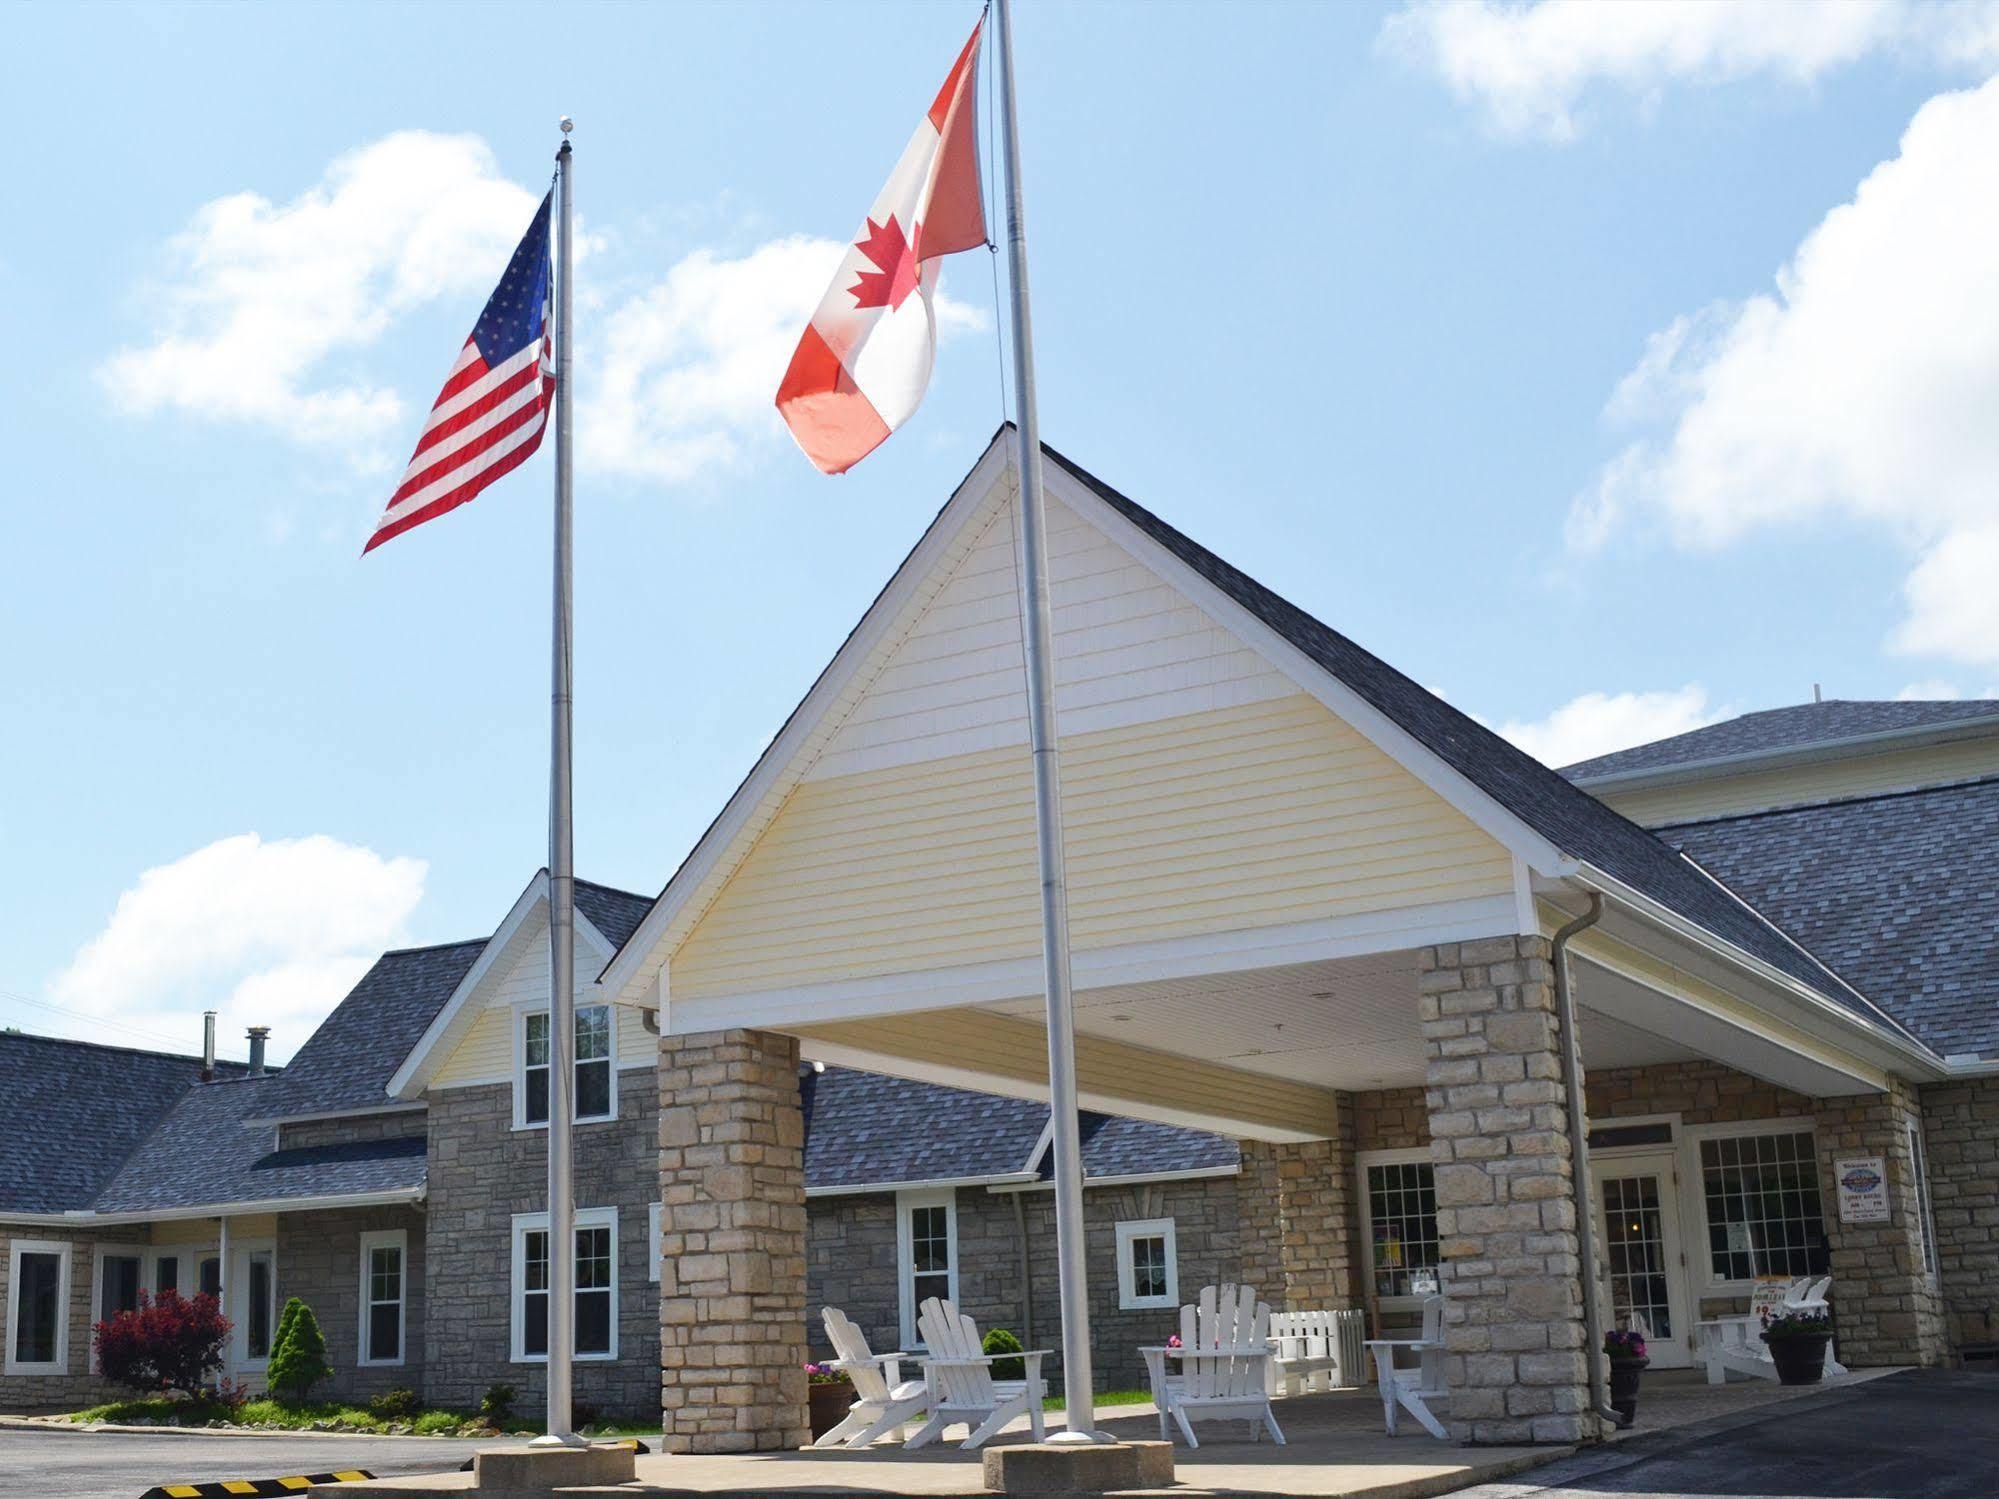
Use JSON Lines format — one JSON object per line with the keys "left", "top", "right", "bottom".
{"left": 417, "top": 340, "right": 544, "bottom": 439}
{"left": 392, "top": 374, "right": 548, "bottom": 491}
{"left": 374, "top": 406, "right": 550, "bottom": 532}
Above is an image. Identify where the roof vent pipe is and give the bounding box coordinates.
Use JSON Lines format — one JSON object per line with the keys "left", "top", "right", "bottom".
{"left": 201, "top": 1010, "right": 217, "bottom": 1082}
{"left": 1552, "top": 892, "right": 1623, "bottom": 1436}
{"left": 246, "top": 1026, "right": 270, "bottom": 1078}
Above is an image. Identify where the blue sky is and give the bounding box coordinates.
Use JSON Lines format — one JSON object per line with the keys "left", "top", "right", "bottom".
{"left": 7, "top": 0, "right": 1998, "bottom": 1060}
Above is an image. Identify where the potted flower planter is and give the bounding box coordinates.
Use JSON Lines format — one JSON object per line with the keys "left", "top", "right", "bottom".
{"left": 806, "top": 1363, "right": 856, "bottom": 1440}
{"left": 1602, "top": 1329, "right": 1648, "bottom": 1427}
{"left": 1760, "top": 1308, "right": 1834, "bottom": 1386}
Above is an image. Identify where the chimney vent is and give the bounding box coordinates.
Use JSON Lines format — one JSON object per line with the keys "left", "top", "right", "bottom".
{"left": 201, "top": 1011, "right": 217, "bottom": 1082}
{"left": 246, "top": 1026, "right": 270, "bottom": 1078}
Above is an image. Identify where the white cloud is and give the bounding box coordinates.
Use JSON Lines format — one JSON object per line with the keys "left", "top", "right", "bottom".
{"left": 582, "top": 236, "right": 986, "bottom": 485}
{"left": 1493, "top": 685, "right": 1719, "bottom": 768}
{"left": 1896, "top": 679, "right": 1964, "bottom": 699}
{"left": 1384, "top": 0, "right": 1999, "bottom": 139}
{"left": 51, "top": 834, "right": 426, "bottom": 1064}
{"left": 99, "top": 132, "right": 543, "bottom": 449}
{"left": 1574, "top": 76, "right": 1999, "bottom": 669}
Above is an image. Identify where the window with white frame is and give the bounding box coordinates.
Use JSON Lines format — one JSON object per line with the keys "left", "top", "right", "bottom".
{"left": 1115, "top": 1218, "right": 1178, "bottom": 1309}
{"left": 518, "top": 1004, "right": 617, "bottom": 1127}
{"left": 95, "top": 1248, "right": 144, "bottom": 1323}
{"left": 1697, "top": 1127, "right": 1829, "bottom": 1283}
{"left": 1360, "top": 1152, "right": 1440, "bottom": 1303}
{"left": 896, "top": 1188, "right": 957, "bottom": 1347}
{"left": 243, "top": 1248, "right": 276, "bottom": 1362}
{"left": 1908, "top": 1122, "right": 1938, "bottom": 1279}
{"left": 6, "top": 1240, "right": 71, "bottom": 1374}
{"left": 358, "top": 1230, "right": 407, "bottom": 1366}
{"left": 511, "top": 1207, "right": 618, "bottom": 1362}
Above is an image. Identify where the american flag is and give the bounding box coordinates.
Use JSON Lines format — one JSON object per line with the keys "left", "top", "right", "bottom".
{"left": 365, "top": 192, "right": 555, "bottom": 553}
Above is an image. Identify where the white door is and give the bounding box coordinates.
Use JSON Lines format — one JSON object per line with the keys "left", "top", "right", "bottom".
{"left": 1591, "top": 1153, "right": 1691, "bottom": 1368}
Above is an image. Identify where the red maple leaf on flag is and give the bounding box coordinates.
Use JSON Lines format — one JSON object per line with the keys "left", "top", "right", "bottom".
{"left": 848, "top": 214, "right": 922, "bottom": 311}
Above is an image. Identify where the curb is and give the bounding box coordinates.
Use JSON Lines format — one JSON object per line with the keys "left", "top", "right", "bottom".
{"left": 0, "top": 1418, "right": 490, "bottom": 1441}
{"left": 143, "top": 1471, "right": 374, "bottom": 1499}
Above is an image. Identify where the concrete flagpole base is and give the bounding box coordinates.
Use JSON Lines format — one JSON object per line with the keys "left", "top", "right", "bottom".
{"left": 469, "top": 1443, "right": 638, "bottom": 1493}
{"left": 982, "top": 1440, "right": 1174, "bottom": 1495}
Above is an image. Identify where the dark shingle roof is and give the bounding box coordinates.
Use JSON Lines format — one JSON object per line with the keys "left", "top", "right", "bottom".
{"left": 1562, "top": 700, "right": 1999, "bottom": 782}
{"left": 574, "top": 880, "right": 654, "bottom": 949}
{"left": 1045, "top": 441, "right": 1915, "bottom": 1044}
{"left": 248, "top": 940, "right": 484, "bottom": 1122}
{"left": 0, "top": 1033, "right": 247, "bottom": 1213}
{"left": 1661, "top": 780, "right": 1999, "bottom": 1061}
{"left": 90, "top": 1074, "right": 426, "bottom": 1214}
{"left": 802, "top": 1066, "right": 1235, "bottom": 1191}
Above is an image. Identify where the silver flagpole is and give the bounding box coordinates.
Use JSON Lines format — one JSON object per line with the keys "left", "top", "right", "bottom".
{"left": 533, "top": 116, "right": 585, "bottom": 1451}
{"left": 992, "top": 0, "right": 1102, "bottom": 1443}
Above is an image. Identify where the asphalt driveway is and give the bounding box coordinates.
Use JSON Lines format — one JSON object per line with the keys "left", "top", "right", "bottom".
{"left": 1456, "top": 1368, "right": 1999, "bottom": 1499}
{"left": 0, "top": 1428, "right": 475, "bottom": 1499}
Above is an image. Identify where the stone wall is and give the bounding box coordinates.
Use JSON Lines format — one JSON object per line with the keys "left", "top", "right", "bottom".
{"left": 1816, "top": 1081, "right": 1948, "bottom": 1367}
{"left": 657, "top": 1029, "right": 809, "bottom": 1454}
{"left": 805, "top": 1174, "right": 1240, "bottom": 1396}
{"left": 424, "top": 1074, "right": 662, "bottom": 1419}
{"left": 1586, "top": 1061, "right": 1816, "bottom": 1129}
{"left": 274, "top": 1204, "right": 427, "bottom": 1402}
{"left": 1236, "top": 1135, "right": 1352, "bottom": 1316}
{"left": 1921, "top": 1075, "right": 1999, "bottom": 1357}
{"left": 1419, "top": 936, "right": 1593, "bottom": 1445}
{"left": 278, "top": 1110, "right": 428, "bottom": 1152}
{"left": 0, "top": 1225, "right": 151, "bottom": 1411}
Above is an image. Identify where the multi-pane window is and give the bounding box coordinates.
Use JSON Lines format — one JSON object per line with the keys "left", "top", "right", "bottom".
{"left": 359, "top": 1232, "right": 405, "bottom": 1365}
{"left": 513, "top": 1209, "right": 617, "bottom": 1362}
{"left": 520, "top": 1005, "right": 616, "bottom": 1126}
{"left": 896, "top": 1189, "right": 957, "bottom": 1346}
{"left": 1115, "top": 1218, "right": 1179, "bottom": 1310}
{"left": 7, "top": 1244, "right": 67, "bottom": 1371}
{"left": 1700, "top": 1130, "right": 1828, "bottom": 1282}
{"left": 1365, "top": 1160, "right": 1440, "bottom": 1301}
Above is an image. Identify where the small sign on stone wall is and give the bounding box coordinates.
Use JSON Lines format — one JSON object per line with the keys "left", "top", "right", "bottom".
{"left": 1835, "top": 1155, "right": 1891, "bottom": 1224}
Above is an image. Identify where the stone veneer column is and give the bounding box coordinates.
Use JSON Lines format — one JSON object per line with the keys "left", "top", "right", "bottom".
{"left": 1420, "top": 936, "right": 1594, "bottom": 1445}
{"left": 657, "top": 1028, "right": 810, "bottom": 1453}
{"left": 1235, "top": 1104, "right": 1355, "bottom": 1311}
{"left": 1815, "top": 1080, "right": 1948, "bottom": 1367}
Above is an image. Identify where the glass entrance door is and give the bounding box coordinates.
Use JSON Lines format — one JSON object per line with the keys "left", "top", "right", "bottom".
{"left": 1591, "top": 1153, "right": 1690, "bottom": 1367}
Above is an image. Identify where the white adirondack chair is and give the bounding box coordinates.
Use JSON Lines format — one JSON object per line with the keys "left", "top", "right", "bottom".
{"left": 812, "top": 1307, "right": 931, "bottom": 1449}
{"left": 907, "top": 1297, "right": 1048, "bottom": 1450}
{"left": 1363, "top": 1294, "right": 1449, "bottom": 1439}
{"left": 1151, "top": 1284, "right": 1284, "bottom": 1448}
{"left": 1695, "top": 1275, "right": 1845, "bottom": 1386}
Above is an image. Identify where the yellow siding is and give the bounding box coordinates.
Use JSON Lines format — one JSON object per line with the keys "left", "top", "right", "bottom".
{"left": 430, "top": 920, "right": 650, "bottom": 1089}
{"left": 797, "top": 1011, "right": 1341, "bottom": 1141}
{"left": 1600, "top": 737, "right": 1999, "bottom": 826}
{"left": 149, "top": 1214, "right": 277, "bottom": 1244}
{"left": 674, "top": 693, "right": 1513, "bottom": 999}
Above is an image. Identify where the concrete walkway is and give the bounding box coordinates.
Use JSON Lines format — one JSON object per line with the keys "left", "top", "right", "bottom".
{"left": 317, "top": 1369, "right": 1902, "bottom": 1499}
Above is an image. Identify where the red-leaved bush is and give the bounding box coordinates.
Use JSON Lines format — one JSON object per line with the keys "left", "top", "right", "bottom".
{"left": 93, "top": 1291, "right": 232, "bottom": 1396}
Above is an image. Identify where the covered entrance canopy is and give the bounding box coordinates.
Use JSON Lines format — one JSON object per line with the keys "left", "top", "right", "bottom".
{"left": 607, "top": 431, "right": 1948, "bottom": 1448}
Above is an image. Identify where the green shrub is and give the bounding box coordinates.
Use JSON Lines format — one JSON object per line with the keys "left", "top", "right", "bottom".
{"left": 479, "top": 1382, "right": 517, "bottom": 1423}
{"left": 368, "top": 1386, "right": 421, "bottom": 1420}
{"left": 412, "top": 1410, "right": 463, "bottom": 1435}
{"left": 983, "top": 1326, "right": 1025, "bottom": 1381}
{"left": 265, "top": 1298, "right": 331, "bottom": 1405}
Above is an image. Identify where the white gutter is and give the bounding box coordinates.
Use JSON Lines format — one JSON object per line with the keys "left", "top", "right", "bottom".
{"left": 805, "top": 1172, "right": 1038, "bottom": 1199}
{"left": 1571, "top": 862, "right": 1947, "bottom": 1079}
{"left": 1569, "top": 711, "right": 1999, "bottom": 794}
{"left": 0, "top": 1186, "right": 426, "bottom": 1229}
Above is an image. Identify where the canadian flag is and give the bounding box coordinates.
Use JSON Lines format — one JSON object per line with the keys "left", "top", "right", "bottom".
{"left": 776, "top": 19, "right": 987, "bottom": 474}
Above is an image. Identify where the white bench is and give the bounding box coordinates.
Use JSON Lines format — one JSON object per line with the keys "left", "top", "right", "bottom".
{"left": 1268, "top": 1308, "right": 1364, "bottom": 1394}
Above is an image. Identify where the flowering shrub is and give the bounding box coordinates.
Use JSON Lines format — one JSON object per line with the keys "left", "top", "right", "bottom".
{"left": 1167, "top": 1333, "right": 1183, "bottom": 1349}
{"left": 804, "top": 1361, "right": 851, "bottom": 1386}
{"left": 92, "top": 1291, "right": 231, "bottom": 1396}
{"left": 1603, "top": 1328, "right": 1647, "bottom": 1360}
{"left": 1761, "top": 1307, "right": 1833, "bottom": 1339}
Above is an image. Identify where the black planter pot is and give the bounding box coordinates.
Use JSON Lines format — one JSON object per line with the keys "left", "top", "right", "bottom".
{"left": 808, "top": 1379, "right": 856, "bottom": 1440}
{"left": 1607, "top": 1355, "right": 1648, "bottom": 1427}
{"left": 1763, "top": 1332, "right": 1831, "bottom": 1386}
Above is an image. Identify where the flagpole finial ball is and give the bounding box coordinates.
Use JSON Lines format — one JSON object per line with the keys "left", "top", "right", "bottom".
{"left": 560, "top": 116, "right": 573, "bottom": 134}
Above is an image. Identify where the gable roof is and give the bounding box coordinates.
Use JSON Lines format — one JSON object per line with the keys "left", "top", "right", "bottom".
{"left": 596, "top": 429, "right": 1923, "bottom": 1059}
{"left": 0, "top": 1033, "right": 249, "bottom": 1213}
{"left": 1563, "top": 700, "right": 1999, "bottom": 784}
{"left": 90, "top": 1074, "right": 426, "bottom": 1216}
{"left": 802, "top": 1065, "right": 1236, "bottom": 1193}
{"left": 1661, "top": 779, "right": 1999, "bottom": 1062}
{"left": 248, "top": 939, "right": 486, "bottom": 1123}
